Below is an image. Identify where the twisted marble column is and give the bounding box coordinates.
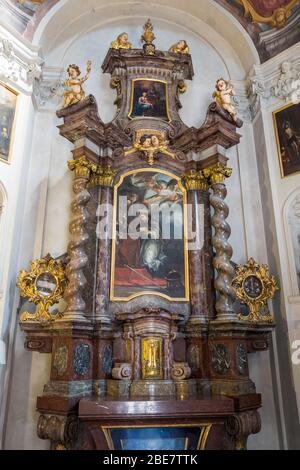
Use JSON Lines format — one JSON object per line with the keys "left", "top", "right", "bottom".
{"left": 63, "top": 157, "right": 97, "bottom": 321}
{"left": 204, "top": 163, "right": 237, "bottom": 321}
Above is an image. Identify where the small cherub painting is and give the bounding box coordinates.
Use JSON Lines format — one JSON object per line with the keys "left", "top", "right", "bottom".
{"left": 129, "top": 79, "right": 170, "bottom": 121}
{"left": 63, "top": 60, "right": 91, "bottom": 108}
{"left": 213, "top": 78, "right": 237, "bottom": 122}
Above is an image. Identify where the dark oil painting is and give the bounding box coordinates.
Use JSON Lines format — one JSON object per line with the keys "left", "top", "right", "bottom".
{"left": 274, "top": 101, "right": 300, "bottom": 177}
{"left": 129, "top": 79, "right": 169, "bottom": 121}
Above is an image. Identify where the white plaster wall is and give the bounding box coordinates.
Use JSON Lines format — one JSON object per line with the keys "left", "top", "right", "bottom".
{"left": 1, "top": 14, "right": 283, "bottom": 450}
{"left": 256, "top": 92, "right": 300, "bottom": 430}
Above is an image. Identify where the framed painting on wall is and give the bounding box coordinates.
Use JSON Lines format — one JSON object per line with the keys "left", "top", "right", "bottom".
{"left": 0, "top": 82, "right": 18, "bottom": 164}
{"left": 273, "top": 101, "right": 300, "bottom": 178}
{"left": 110, "top": 168, "right": 189, "bottom": 302}
{"left": 128, "top": 78, "right": 170, "bottom": 121}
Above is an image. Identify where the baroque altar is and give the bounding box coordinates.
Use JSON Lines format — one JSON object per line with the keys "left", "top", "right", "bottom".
{"left": 17, "top": 21, "right": 277, "bottom": 451}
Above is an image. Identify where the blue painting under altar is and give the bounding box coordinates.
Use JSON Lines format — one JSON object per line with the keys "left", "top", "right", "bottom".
{"left": 109, "top": 426, "right": 203, "bottom": 450}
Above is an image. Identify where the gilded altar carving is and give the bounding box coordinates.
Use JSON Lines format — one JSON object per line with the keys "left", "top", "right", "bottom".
{"left": 124, "top": 129, "right": 175, "bottom": 166}
{"left": 182, "top": 169, "right": 209, "bottom": 191}
{"left": 203, "top": 162, "right": 233, "bottom": 185}
{"left": 110, "top": 76, "right": 122, "bottom": 110}
{"left": 141, "top": 19, "right": 156, "bottom": 55}
{"left": 232, "top": 257, "right": 278, "bottom": 323}
{"left": 141, "top": 337, "right": 163, "bottom": 379}
{"left": 63, "top": 61, "right": 91, "bottom": 108}
{"left": 17, "top": 254, "right": 66, "bottom": 324}
{"left": 110, "top": 32, "right": 132, "bottom": 50}
{"left": 88, "top": 164, "right": 116, "bottom": 188}
{"left": 68, "top": 156, "right": 97, "bottom": 178}
{"left": 169, "top": 40, "right": 190, "bottom": 55}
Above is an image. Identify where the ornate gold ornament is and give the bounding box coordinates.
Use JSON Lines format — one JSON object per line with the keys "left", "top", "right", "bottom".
{"left": 236, "top": 0, "right": 298, "bottom": 28}
{"left": 203, "top": 162, "right": 233, "bottom": 185}
{"left": 110, "top": 76, "right": 122, "bottom": 110}
{"left": 88, "top": 164, "right": 117, "bottom": 188}
{"left": 110, "top": 32, "right": 132, "bottom": 50}
{"left": 63, "top": 60, "right": 91, "bottom": 108}
{"left": 141, "top": 337, "right": 163, "bottom": 379}
{"left": 177, "top": 80, "right": 187, "bottom": 95}
{"left": 232, "top": 257, "right": 279, "bottom": 323}
{"left": 141, "top": 19, "right": 156, "bottom": 55}
{"left": 17, "top": 254, "right": 66, "bottom": 324}
{"left": 169, "top": 40, "right": 190, "bottom": 54}
{"left": 68, "top": 156, "right": 98, "bottom": 178}
{"left": 182, "top": 169, "right": 209, "bottom": 191}
{"left": 124, "top": 129, "right": 175, "bottom": 166}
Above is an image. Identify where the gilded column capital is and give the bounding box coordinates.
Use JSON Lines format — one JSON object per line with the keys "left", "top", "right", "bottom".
{"left": 182, "top": 169, "right": 209, "bottom": 191}
{"left": 67, "top": 156, "right": 98, "bottom": 178}
{"left": 89, "top": 165, "right": 117, "bottom": 188}
{"left": 203, "top": 162, "right": 232, "bottom": 185}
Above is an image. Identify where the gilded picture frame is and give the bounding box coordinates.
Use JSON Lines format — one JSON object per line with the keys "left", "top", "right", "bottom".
{"left": 0, "top": 82, "right": 18, "bottom": 165}
{"left": 273, "top": 101, "right": 300, "bottom": 178}
{"left": 128, "top": 78, "right": 171, "bottom": 122}
{"left": 110, "top": 168, "right": 189, "bottom": 302}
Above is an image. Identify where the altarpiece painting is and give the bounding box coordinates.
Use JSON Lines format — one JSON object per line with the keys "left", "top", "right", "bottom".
{"left": 111, "top": 169, "right": 188, "bottom": 301}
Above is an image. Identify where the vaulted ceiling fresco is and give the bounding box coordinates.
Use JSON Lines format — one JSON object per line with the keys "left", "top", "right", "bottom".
{"left": 1, "top": 0, "right": 299, "bottom": 62}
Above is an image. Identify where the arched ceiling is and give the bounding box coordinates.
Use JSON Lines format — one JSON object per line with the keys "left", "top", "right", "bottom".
{"left": 1, "top": 0, "right": 300, "bottom": 63}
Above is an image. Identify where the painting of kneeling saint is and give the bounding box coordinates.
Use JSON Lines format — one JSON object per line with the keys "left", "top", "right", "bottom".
{"left": 0, "top": 83, "right": 18, "bottom": 164}
{"left": 111, "top": 169, "right": 188, "bottom": 301}
{"left": 129, "top": 79, "right": 170, "bottom": 121}
{"left": 273, "top": 101, "right": 300, "bottom": 178}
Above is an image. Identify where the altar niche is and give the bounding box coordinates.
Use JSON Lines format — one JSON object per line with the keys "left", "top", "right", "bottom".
{"left": 110, "top": 168, "right": 189, "bottom": 302}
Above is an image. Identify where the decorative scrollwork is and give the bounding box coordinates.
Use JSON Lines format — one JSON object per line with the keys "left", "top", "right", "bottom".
{"left": 232, "top": 258, "right": 279, "bottom": 323}
{"left": 17, "top": 254, "right": 66, "bottom": 324}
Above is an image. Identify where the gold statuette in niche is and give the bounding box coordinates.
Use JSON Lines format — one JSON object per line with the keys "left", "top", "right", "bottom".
{"left": 232, "top": 257, "right": 279, "bottom": 323}
{"left": 17, "top": 254, "right": 66, "bottom": 324}
{"left": 142, "top": 337, "right": 163, "bottom": 379}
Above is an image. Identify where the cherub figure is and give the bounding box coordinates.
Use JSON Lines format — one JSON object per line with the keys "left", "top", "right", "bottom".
{"left": 110, "top": 32, "right": 132, "bottom": 50}
{"left": 124, "top": 132, "right": 175, "bottom": 166}
{"left": 213, "top": 78, "right": 237, "bottom": 122}
{"left": 169, "top": 40, "right": 189, "bottom": 54}
{"left": 63, "top": 61, "right": 91, "bottom": 108}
